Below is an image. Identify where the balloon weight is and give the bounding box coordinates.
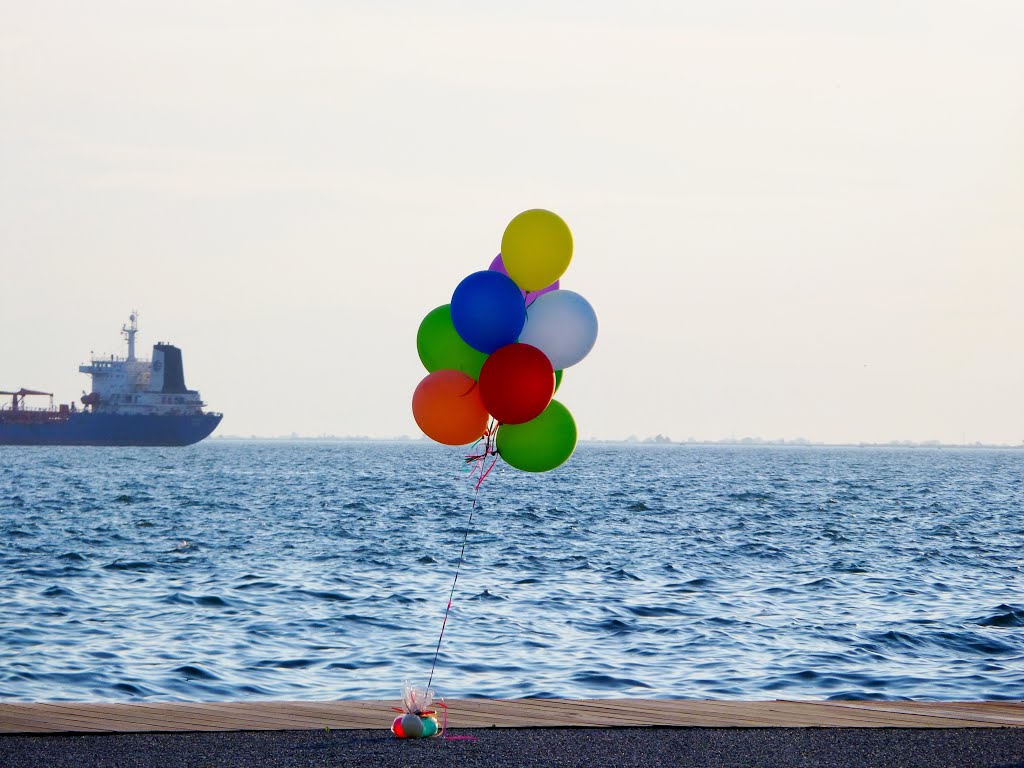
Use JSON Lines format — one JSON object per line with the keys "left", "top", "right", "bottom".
{"left": 391, "top": 716, "right": 406, "bottom": 738}
{"left": 421, "top": 716, "right": 439, "bottom": 737}
{"left": 400, "top": 712, "right": 424, "bottom": 738}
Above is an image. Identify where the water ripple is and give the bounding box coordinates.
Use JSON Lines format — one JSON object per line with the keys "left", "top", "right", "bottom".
{"left": 1, "top": 442, "right": 1023, "bottom": 702}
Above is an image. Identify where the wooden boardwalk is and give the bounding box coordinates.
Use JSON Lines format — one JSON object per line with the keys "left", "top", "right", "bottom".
{"left": 2, "top": 699, "right": 1023, "bottom": 734}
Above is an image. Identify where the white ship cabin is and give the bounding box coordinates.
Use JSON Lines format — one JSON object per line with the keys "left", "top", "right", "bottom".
{"left": 78, "top": 315, "right": 208, "bottom": 416}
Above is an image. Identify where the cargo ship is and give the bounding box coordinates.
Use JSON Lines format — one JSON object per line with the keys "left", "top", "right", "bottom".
{"left": 0, "top": 314, "right": 222, "bottom": 446}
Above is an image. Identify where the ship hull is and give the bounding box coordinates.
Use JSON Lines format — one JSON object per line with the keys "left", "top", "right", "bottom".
{"left": 0, "top": 412, "right": 223, "bottom": 447}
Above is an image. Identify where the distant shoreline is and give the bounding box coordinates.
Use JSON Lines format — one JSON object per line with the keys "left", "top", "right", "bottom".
{"left": 210, "top": 435, "right": 1024, "bottom": 450}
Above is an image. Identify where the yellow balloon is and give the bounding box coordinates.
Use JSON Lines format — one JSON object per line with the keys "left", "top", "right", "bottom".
{"left": 500, "top": 209, "right": 573, "bottom": 291}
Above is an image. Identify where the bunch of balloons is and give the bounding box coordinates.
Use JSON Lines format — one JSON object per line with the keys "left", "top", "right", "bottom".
{"left": 412, "top": 209, "right": 598, "bottom": 473}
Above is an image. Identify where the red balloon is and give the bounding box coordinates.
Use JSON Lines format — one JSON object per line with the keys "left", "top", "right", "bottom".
{"left": 412, "top": 370, "right": 489, "bottom": 445}
{"left": 479, "top": 343, "right": 555, "bottom": 425}
{"left": 392, "top": 716, "right": 406, "bottom": 737}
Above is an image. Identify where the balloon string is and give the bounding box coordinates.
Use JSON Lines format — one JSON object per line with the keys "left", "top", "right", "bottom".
{"left": 427, "top": 423, "right": 499, "bottom": 690}
{"left": 474, "top": 454, "right": 499, "bottom": 491}
{"left": 426, "top": 496, "right": 475, "bottom": 689}
{"left": 463, "top": 420, "right": 497, "bottom": 472}
{"left": 438, "top": 700, "right": 477, "bottom": 741}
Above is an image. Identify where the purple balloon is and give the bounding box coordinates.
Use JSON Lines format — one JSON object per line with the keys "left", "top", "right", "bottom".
{"left": 489, "top": 254, "right": 559, "bottom": 307}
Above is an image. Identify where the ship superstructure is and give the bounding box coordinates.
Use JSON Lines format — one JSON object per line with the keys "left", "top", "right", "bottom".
{"left": 0, "top": 313, "right": 222, "bottom": 446}
{"left": 78, "top": 314, "right": 210, "bottom": 417}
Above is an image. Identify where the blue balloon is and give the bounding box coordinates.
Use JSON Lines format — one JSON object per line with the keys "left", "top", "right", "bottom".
{"left": 450, "top": 271, "right": 526, "bottom": 354}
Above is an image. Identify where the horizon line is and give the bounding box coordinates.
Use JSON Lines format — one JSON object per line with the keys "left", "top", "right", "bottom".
{"left": 209, "top": 435, "right": 1024, "bottom": 449}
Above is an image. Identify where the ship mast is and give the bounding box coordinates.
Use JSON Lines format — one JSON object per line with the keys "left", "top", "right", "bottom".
{"left": 122, "top": 311, "right": 139, "bottom": 362}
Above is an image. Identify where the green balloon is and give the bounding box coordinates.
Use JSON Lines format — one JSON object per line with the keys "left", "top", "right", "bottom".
{"left": 554, "top": 369, "right": 563, "bottom": 393}
{"left": 496, "top": 399, "right": 577, "bottom": 473}
{"left": 416, "top": 304, "right": 488, "bottom": 380}
{"left": 420, "top": 716, "right": 439, "bottom": 737}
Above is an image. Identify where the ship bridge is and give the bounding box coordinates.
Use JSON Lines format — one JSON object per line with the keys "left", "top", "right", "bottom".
{"left": 78, "top": 314, "right": 207, "bottom": 416}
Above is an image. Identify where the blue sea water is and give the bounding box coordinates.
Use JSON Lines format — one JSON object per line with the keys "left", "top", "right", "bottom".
{"left": 1, "top": 442, "right": 1023, "bottom": 703}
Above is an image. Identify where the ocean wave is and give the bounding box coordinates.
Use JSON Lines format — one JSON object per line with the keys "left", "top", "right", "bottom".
{"left": 1, "top": 442, "right": 1022, "bottom": 702}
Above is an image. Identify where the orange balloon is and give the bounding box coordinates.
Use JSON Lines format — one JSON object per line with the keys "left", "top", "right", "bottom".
{"left": 412, "top": 369, "right": 489, "bottom": 446}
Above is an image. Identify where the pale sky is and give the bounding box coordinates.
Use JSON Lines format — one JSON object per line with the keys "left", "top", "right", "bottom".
{"left": 2, "top": 1, "right": 1022, "bottom": 444}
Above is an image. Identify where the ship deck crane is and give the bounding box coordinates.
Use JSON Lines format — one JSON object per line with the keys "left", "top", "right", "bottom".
{"left": 0, "top": 389, "right": 54, "bottom": 411}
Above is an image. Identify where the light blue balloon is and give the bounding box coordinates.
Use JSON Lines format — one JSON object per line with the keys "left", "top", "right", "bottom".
{"left": 517, "top": 290, "right": 598, "bottom": 369}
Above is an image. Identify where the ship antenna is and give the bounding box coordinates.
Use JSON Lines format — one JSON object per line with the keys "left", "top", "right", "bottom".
{"left": 123, "top": 311, "right": 139, "bottom": 362}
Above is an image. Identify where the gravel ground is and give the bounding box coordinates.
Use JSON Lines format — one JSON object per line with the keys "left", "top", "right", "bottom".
{"left": 3, "top": 728, "right": 1024, "bottom": 768}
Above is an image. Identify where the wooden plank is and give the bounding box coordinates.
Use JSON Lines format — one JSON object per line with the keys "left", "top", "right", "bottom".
{"left": 821, "top": 701, "right": 1024, "bottom": 727}
{"left": 443, "top": 699, "right": 920, "bottom": 729}
{"left": 2, "top": 699, "right": 1022, "bottom": 734}
{"left": 21, "top": 702, "right": 284, "bottom": 732}
{"left": 446, "top": 699, "right": 776, "bottom": 728}
{"left": 15, "top": 701, "right": 394, "bottom": 732}
{"left": 0, "top": 709, "right": 111, "bottom": 734}
{"left": 756, "top": 701, "right": 989, "bottom": 728}
{"left": 61, "top": 704, "right": 306, "bottom": 732}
